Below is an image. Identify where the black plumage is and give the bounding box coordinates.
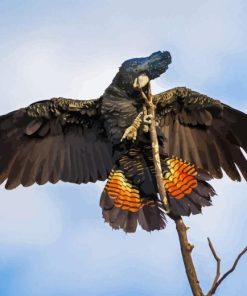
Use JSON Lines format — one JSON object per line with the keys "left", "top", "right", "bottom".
{"left": 0, "top": 51, "right": 246, "bottom": 233}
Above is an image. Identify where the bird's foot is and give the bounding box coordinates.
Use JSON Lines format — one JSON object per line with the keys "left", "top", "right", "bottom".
{"left": 143, "top": 114, "right": 153, "bottom": 125}
{"left": 121, "top": 112, "right": 144, "bottom": 142}
{"left": 143, "top": 114, "right": 153, "bottom": 133}
{"left": 121, "top": 125, "right": 138, "bottom": 142}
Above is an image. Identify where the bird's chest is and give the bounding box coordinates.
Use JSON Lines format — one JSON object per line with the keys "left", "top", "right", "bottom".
{"left": 102, "top": 97, "right": 140, "bottom": 143}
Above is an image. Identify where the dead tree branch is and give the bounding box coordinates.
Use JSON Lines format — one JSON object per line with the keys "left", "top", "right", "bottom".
{"left": 137, "top": 81, "right": 170, "bottom": 213}
{"left": 136, "top": 79, "right": 247, "bottom": 296}
{"left": 206, "top": 239, "right": 247, "bottom": 296}
{"left": 175, "top": 218, "right": 204, "bottom": 296}
{"left": 138, "top": 81, "right": 203, "bottom": 295}
{"left": 206, "top": 238, "right": 221, "bottom": 296}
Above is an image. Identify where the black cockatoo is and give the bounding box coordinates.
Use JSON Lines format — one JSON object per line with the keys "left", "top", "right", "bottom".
{"left": 0, "top": 51, "right": 246, "bottom": 233}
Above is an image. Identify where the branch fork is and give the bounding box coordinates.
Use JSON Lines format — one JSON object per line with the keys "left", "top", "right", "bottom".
{"left": 206, "top": 238, "right": 247, "bottom": 296}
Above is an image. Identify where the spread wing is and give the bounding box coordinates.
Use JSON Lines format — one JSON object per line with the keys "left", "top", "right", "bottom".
{"left": 154, "top": 87, "right": 247, "bottom": 181}
{"left": 0, "top": 97, "right": 113, "bottom": 189}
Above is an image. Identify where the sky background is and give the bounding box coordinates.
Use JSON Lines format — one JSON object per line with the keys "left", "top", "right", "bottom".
{"left": 0, "top": 1, "right": 247, "bottom": 295}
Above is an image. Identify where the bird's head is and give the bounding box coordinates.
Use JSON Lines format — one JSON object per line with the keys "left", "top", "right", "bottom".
{"left": 110, "top": 51, "right": 172, "bottom": 95}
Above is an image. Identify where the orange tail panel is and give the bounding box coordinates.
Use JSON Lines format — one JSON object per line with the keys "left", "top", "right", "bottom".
{"left": 105, "top": 170, "right": 155, "bottom": 212}
{"left": 164, "top": 158, "right": 198, "bottom": 199}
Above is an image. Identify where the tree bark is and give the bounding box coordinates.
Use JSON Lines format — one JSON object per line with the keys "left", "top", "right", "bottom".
{"left": 175, "top": 218, "right": 204, "bottom": 296}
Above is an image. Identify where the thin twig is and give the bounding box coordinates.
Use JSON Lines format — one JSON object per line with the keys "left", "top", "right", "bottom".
{"left": 208, "top": 245, "right": 247, "bottom": 295}
{"left": 138, "top": 86, "right": 151, "bottom": 107}
{"left": 206, "top": 238, "right": 247, "bottom": 295}
{"left": 206, "top": 238, "right": 221, "bottom": 296}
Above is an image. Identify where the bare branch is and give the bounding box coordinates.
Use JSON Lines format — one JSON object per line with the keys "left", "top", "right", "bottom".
{"left": 207, "top": 241, "right": 247, "bottom": 296}
{"left": 212, "top": 246, "right": 247, "bottom": 295}
{"left": 137, "top": 80, "right": 170, "bottom": 212}
{"left": 206, "top": 238, "right": 221, "bottom": 296}
{"left": 175, "top": 218, "right": 204, "bottom": 296}
{"left": 136, "top": 79, "right": 247, "bottom": 296}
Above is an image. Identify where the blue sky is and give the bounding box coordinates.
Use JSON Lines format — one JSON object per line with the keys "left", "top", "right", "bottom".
{"left": 0, "top": 1, "right": 247, "bottom": 295}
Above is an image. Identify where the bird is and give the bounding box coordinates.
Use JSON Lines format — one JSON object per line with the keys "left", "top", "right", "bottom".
{"left": 0, "top": 51, "right": 246, "bottom": 233}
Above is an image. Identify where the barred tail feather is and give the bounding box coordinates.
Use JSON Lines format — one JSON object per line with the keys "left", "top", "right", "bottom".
{"left": 100, "top": 155, "right": 216, "bottom": 232}
{"left": 138, "top": 204, "right": 166, "bottom": 232}
{"left": 168, "top": 179, "right": 215, "bottom": 216}
{"left": 100, "top": 169, "right": 166, "bottom": 233}
{"left": 164, "top": 157, "right": 216, "bottom": 216}
{"left": 100, "top": 191, "right": 165, "bottom": 233}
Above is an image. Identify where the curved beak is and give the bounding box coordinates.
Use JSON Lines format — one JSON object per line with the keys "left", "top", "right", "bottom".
{"left": 133, "top": 74, "right": 150, "bottom": 90}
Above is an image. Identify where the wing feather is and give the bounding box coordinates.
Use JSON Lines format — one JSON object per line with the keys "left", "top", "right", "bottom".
{"left": 0, "top": 97, "right": 113, "bottom": 189}
{"left": 155, "top": 87, "right": 247, "bottom": 181}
